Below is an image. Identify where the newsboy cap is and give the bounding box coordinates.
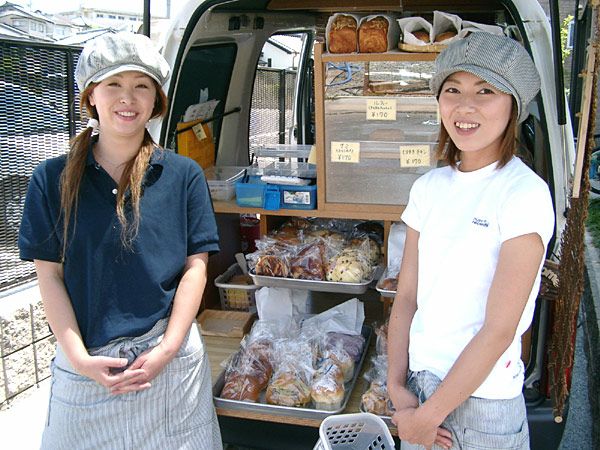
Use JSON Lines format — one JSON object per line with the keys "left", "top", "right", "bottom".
{"left": 430, "top": 32, "right": 541, "bottom": 123}
{"left": 75, "top": 32, "right": 170, "bottom": 91}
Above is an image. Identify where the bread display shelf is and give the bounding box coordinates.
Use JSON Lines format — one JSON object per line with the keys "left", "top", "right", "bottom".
{"left": 212, "top": 325, "right": 372, "bottom": 421}
{"left": 249, "top": 266, "right": 383, "bottom": 294}
{"left": 198, "top": 310, "right": 255, "bottom": 338}
{"left": 212, "top": 199, "right": 404, "bottom": 222}
{"left": 320, "top": 49, "right": 438, "bottom": 63}
{"left": 398, "top": 42, "right": 447, "bottom": 53}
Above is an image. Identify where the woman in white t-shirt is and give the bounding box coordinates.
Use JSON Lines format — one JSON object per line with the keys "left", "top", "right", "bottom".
{"left": 387, "top": 32, "right": 555, "bottom": 450}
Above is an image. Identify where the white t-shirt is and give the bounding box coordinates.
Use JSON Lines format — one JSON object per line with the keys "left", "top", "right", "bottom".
{"left": 401, "top": 156, "right": 555, "bottom": 399}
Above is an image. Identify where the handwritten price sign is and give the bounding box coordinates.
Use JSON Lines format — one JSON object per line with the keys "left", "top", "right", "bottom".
{"left": 331, "top": 142, "right": 360, "bottom": 163}
{"left": 366, "top": 98, "right": 396, "bottom": 121}
{"left": 400, "top": 145, "right": 430, "bottom": 167}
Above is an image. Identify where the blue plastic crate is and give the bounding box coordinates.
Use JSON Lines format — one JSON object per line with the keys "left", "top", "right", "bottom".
{"left": 279, "top": 183, "right": 317, "bottom": 210}
{"left": 235, "top": 179, "right": 317, "bottom": 210}
{"left": 235, "top": 179, "right": 266, "bottom": 208}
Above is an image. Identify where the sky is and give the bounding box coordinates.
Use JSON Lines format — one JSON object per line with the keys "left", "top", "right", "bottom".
{"left": 9, "top": 0, "right": 186, "bottom": 17}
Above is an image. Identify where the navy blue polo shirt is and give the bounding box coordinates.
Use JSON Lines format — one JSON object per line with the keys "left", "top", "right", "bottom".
{"left": 19, "top": 143, "right": 220, "bottom": 348}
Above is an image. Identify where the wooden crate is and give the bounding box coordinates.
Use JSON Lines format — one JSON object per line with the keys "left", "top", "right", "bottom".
{"left": 197, "top": 309, "right": 255, "bottom": 338}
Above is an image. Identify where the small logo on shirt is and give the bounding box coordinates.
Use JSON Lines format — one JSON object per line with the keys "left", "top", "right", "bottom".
{"left": 472, "top": 217, "right": 489, "bottom": 228}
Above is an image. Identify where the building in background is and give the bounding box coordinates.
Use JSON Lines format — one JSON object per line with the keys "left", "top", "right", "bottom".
{"left": 0, "top": 1, "right": 80, "bottom": 41}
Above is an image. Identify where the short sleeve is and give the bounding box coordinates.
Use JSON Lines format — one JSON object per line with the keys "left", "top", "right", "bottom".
{"left": 186, "top": 164, "right": 220, "bottom": 256}
{"left": 498, "top": 179, "right": 555, "bottom": 246}
{"left": 401, "top": 174, "right": 427, "bottom": 232}
{"left": 18, "top": 161, "right": 63, "bottom": 262}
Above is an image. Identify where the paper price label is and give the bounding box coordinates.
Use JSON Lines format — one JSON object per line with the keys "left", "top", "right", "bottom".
{"left": 192, "top": 123, "right": 207, "bottom": 141}
{"left": 307, "top": 145, "right": 317, "bottom": 164}
{"left": 331, "top": 142, "right": 360, "bottom": 163}
{"left": 366, "top": 98, "right": 396, "bottom": 121}
{"left": 400, "top": 145, "right": 430, "bottom": 168}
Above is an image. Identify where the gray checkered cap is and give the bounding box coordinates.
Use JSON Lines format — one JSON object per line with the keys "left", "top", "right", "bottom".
{"left": 75, "top": 32, "right": 170, "bottom": 91}
{"left": 430, "top": 32, "right": 541, "bottom": 123}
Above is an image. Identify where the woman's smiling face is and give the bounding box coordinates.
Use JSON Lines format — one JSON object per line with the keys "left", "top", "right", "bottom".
{"left": 439, "top": 71, "right": 513, "bottom": 162}
{"left": 89, "top": 71, "right": 157, "bottom": 140}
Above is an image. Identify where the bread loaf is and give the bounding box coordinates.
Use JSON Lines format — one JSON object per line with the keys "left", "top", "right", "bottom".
{"left": 358, "top": 16, "right": 389, "bottom": 53}
{"left": 412, "top": 30, "right": 430, "bottom": 43}
{"left": 266, "top": 372, "right": 311, "bottom": 407}
{"left": 328, "top": 15, "right": 358, "bottom": 53}
{"left": 220, "top": 373, "right": 263, "bottom": 402}
{"left": 434, "top": 31, "right": 457, "bottom": 43}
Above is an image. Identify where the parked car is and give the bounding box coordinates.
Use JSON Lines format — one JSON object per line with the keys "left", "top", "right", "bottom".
{"left": 0, "top": 80, "right": 69, "bottom": 236}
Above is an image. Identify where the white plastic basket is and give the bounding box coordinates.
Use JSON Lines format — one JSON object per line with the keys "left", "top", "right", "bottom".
{"left": 314, "top": 413, "right": 396, "bottom": 450}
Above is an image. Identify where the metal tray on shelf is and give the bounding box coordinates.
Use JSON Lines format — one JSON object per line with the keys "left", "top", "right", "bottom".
{"left": 249, "top": 266, "right": 382, "bottom": 295}
{"left": 359, "top": 402, "right": 393, "bottom": 426}
{"left": 375, "top": 267, "right": 398, "bottom": 298}
{"left": 213, "top": 325, "right": 372, "bottom": 421}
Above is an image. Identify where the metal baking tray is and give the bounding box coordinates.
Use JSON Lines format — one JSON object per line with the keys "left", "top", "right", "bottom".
{"left": 359, "top": 402, "right": 393, "bottom": 426}
{"left": 213, "top": 325, "right": 372, "bottom": 420}
{"left": 375, "top": 267, "right": 398, "bottom": 298}
{"left": 249, "top": 266, "right": 382, "bottom": 295}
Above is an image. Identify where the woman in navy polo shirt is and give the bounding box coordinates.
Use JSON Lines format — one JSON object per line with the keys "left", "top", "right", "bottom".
{"left": 19, "top": 32, "right": 222, "bottom": 449}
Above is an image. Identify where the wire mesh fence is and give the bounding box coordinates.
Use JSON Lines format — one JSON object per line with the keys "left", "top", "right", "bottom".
{"left": 0, "top": 40, "right": 296, "bottom": 291}
{"left": 249, "top": 67, "right": 297, "bottom": 150}
{"left": 0, "top": 40, "right": 84, "bottom": 291}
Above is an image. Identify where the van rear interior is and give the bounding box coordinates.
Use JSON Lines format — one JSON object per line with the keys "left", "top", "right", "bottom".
{"left": 157, "top": 1, "right": 573, "bottom": 448}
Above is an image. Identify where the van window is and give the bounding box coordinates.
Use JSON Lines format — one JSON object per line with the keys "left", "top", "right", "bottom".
{"left": 249, "top": 33, "right": 306, "bottom": 152}
{"left": 168, "top": 44, "right": 237, "bottom": 157}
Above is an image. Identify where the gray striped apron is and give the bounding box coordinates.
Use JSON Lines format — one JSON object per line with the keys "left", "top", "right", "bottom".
{"left": 41, "top": 319, "right": 222, "bottom": 450}
{"left": 401, "top": 370, "right": 529, "bottom": 450}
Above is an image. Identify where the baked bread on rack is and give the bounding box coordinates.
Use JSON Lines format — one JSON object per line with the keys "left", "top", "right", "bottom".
{"left": 358, "top": 16, "right": 389, "bottom": 53}
{"left": 328, "top": 15, "right": 358, "bottom": 53}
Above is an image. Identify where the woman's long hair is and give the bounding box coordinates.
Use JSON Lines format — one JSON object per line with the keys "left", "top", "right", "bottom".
{"left": 59, "top": 80, "right": 168, "bottom": 259}
{"left": 435, "top": 98, "right": 519, "bottom": 169}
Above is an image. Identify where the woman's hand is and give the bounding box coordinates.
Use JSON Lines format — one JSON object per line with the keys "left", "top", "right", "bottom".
{"left": 108, "top": 343, "right": 175, "bottom": 394}
{"left": 392, "top": 407, "right": 453, "bottom": 450}
{"left": 388, "top": 384, "right": 418, "bottom": 411}
{"left": 74, "top": 354, "right": 149, "bottom": 392}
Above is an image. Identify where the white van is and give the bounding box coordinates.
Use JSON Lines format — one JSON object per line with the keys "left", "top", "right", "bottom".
{"left": 154, "top": 1, "right": 584, "bottom": 448}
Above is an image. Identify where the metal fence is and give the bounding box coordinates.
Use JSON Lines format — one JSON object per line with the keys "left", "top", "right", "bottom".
{"left": 0, "top": 39, "right": 84, "bottom": 291}
{"left": 249, "top": 67, "right": 297, "bottom": 148}
{"left": 0, "top": 40, "right": 296, "bottom": 291}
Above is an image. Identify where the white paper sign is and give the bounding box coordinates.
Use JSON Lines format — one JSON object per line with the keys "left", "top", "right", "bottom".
{"left": 331, "top": 141, "right": 360, "bottom": 163}
{"left": 366, "top": 98, "right": 396, "bottom": 121}
{"left": 400, "top": 144, "right": 430, "bottom": 167}
{"left": 192, "top": 123, "right": 207, "bottom": 141}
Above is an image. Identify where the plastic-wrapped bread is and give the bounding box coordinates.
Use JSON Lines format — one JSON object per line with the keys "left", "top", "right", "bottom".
{"left": 361, "top": 381, "right": 394, "bottom": 416}
{"left": 323, "top": 332, "right": 365, "bottom": 362}
{"left": 266, "top": 371, "right": 312, "bottom": 407}
{"left": 255, "top": 254, "right": 290, "bottom": 277}
{"left": 290, "top": 241, "right": 326, "bottom": 280}
{"left": 323, "top": 346, "right": 354, "bottom": 383}
{"left": 311, "top": 360, "right": 345, "bottom": 410}
{"left": 220, "top": 373, "right": 263, "bottom": 402}
{"left": 361, "top": 355, "right": 395, "bottom": 416}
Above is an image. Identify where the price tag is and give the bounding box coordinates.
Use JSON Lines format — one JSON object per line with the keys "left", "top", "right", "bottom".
{"left": 307, "top": 145, "right": 317, "bottom": 164}
{"left": 331, "top": 142, "right": 360, "bottom": 163}
{"left": 366, "top": 98, "right": 396, "bottom": 121}
{"left": 192, "top": 123, "right": 207, "bottom": 141}
{"left": 400, "top": 145, "right": 430, "bottom": 167}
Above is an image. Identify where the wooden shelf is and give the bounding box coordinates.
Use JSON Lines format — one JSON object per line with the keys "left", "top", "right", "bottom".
{"left": 320, "top": 50, "right": 438, "bottom": 63}
{"left": 213, "top": 199, "right": 404, "bottom": 222}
